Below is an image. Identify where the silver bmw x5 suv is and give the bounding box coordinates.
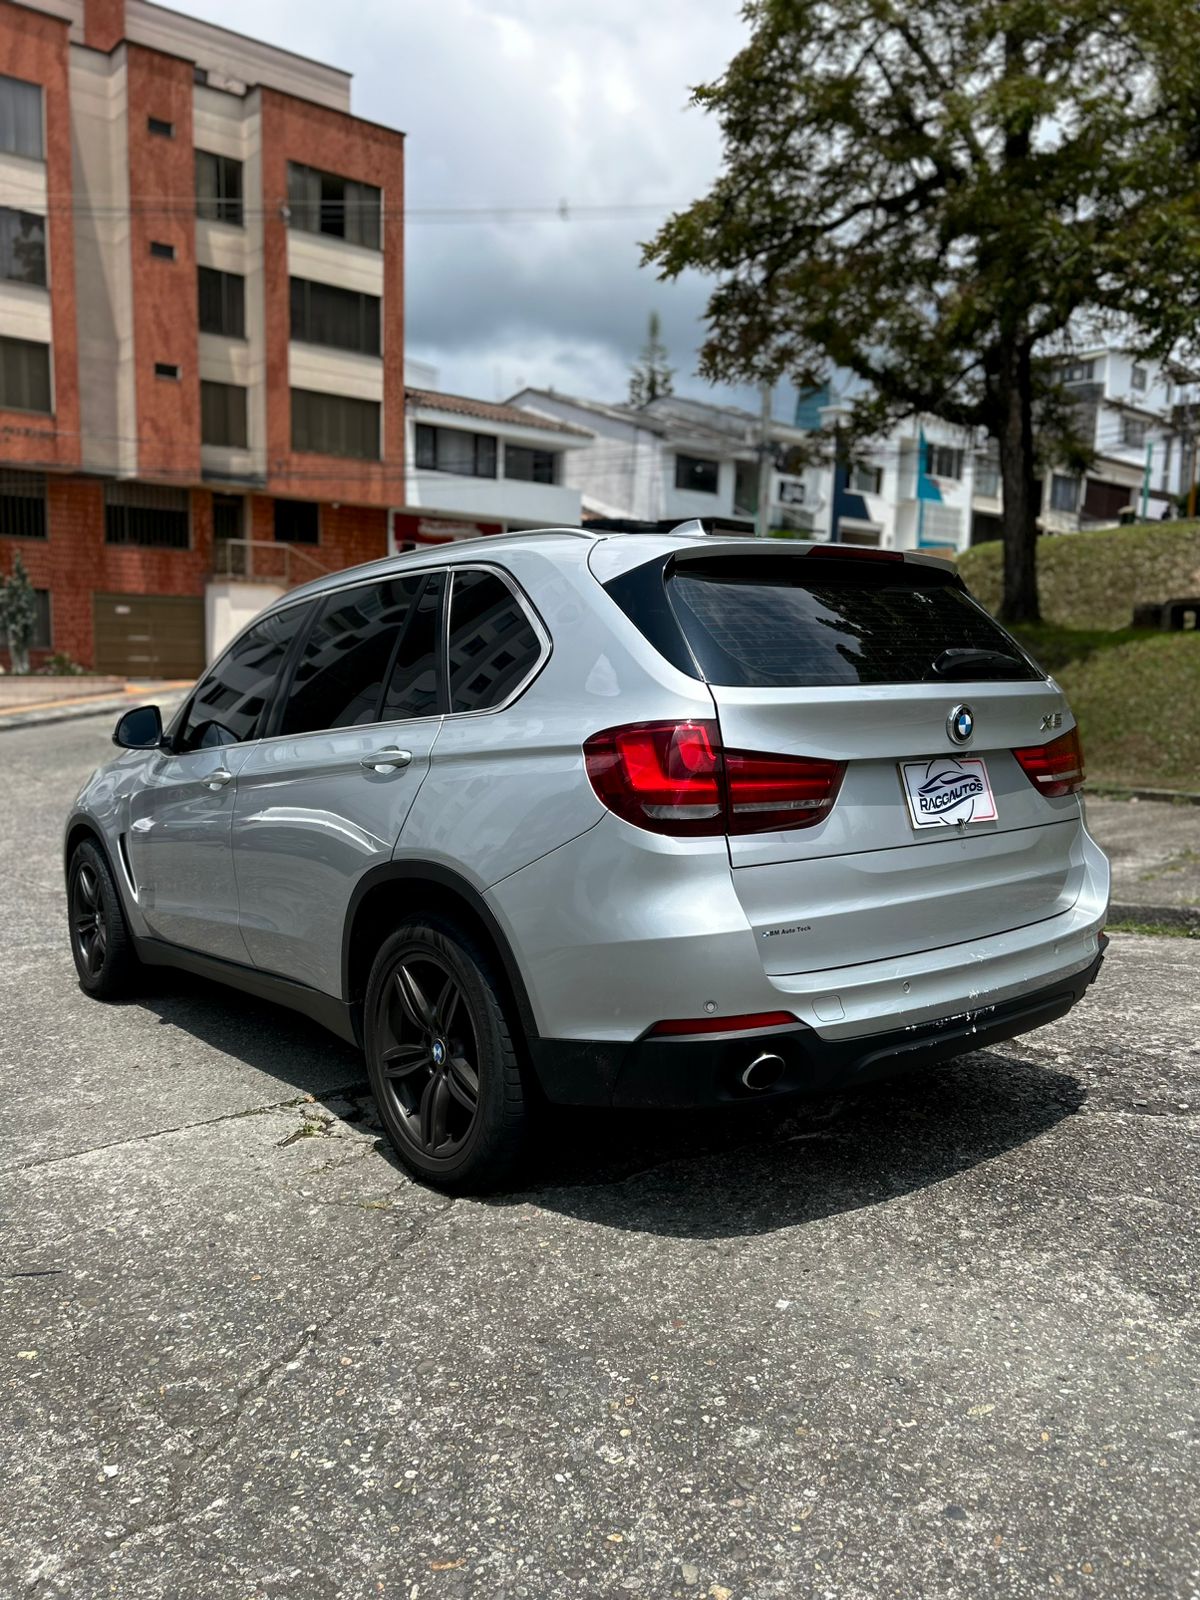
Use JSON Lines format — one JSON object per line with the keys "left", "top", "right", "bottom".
{"left": 65, "top": 527, "right": 1110, "bottom": 1191}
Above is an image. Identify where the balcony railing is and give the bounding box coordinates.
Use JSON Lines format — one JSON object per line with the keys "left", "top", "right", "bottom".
{"left": 212, "top": 538, "right": 330, "bottom": 588}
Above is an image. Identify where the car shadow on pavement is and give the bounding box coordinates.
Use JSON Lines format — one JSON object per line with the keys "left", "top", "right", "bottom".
{"left": 132, "top": 974, "right": 1084, "bottom": 1241}
{"left": 500, "top": 1052, "right": 1085, "bottom": 1239}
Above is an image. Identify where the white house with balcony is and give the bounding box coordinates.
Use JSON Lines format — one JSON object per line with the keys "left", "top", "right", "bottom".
{"left": 508, "top": 389, "right": 826, "bottom": 535}
{"left": 392, "top": 389, "right": 591, "bottom": 549}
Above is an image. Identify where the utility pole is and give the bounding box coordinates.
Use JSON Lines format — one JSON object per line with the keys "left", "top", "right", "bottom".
{"left": 755, "top": 384, "right": 773, "bottom": 539}
{"left": 1140, "top": 439, "right": 1154, "bottom": 520}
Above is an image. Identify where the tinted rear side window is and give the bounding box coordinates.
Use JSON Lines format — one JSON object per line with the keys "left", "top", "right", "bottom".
{"left": 447, "top": 569, "right": 543, "bottom": 713}
{"left": 381, "top": 572, "right": 443, "bottom": 722}
{"left": 664, "top": 557, "right": 1040, "bottom": 688}
{"left": 177, "top": 605, "right": 309, "bottom": 751}
{"left": 280, "top": 577, "right": 424, "bottom": 735}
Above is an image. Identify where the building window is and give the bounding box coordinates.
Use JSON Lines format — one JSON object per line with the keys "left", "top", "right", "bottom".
{"left": 973, "top": 453, "right": 1000, "bottom": 498}
{"left": 0, "top": 469, "right": 46, "bottom": 538}
{"left": 150, "top": 241, "right": 176, "bottom": 261}
{"left": 1060, "top": 359, "right": 1095, "bottom": 385}
{"left": 148, "top": 116, "right": 174, "bottom": 138}
{"left": 193, "top": 65, "right": 209, "bottom": 87}
{"left": 198, "top": 266, "right": 245, "bottom": 338}
{"left": 1131, "top": 364, "right": 1148, "bottom": 393}
{"left": 414, "top": 423, "right": 496, "bottom": 477}
{"left": 154, "top": 362, "right": 180, "bottom": 380}
{"left": 201, "top": 380, "right": 248, "bottom": 448}
{"left": 286, "top": 162, "right": 381, "bottom": 250}
{"left": 1122, "top": 415, "right": 1149, "bottom": 447}
{"left": 0, "top": 336, "right": 51, "bottom": 413}
{"left": 0, "top": 73, "right": 43, "bottom": 161}
{"left": 1050, "top": 473, "right": 1080, "bottom": 513}
{"left": 275, "top": 499, "right": 319, "bottom": 544}
{"left": 850, "top": 462, "right": 883, "bottom": 495}
{"left": 105, "top": 483, "right": 190, "bottom": 549}
{"left": 504, "top": 444, "right": 558, "bottom": 484}
{"left": 926, "top": 444, "right": 964, "bottom": 480}
{"left": 291, "top": 389, "right": 380, "bottom": 460}
{"left": 675, "top": 454, "right": 719, "bottom": 494}
{"left": 0, "top": 586, "right": 50, "bottom": 651}
{"left": 196, "top": 150, "right": 243, "bottom": 226}
{"left": 0, "top": 207, "right": 45, "bottom": 287}
{"left": 289, "top": 277, "right": 380, "bottom": 356}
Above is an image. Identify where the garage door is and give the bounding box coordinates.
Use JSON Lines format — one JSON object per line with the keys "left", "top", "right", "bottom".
{"left": 93, "top": 593, "right": 205, "bottom": 679}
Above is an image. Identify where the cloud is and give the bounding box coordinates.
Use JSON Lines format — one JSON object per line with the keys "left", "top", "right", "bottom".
{"left": 161, "top": 0, "right": 759, "bottom": 407}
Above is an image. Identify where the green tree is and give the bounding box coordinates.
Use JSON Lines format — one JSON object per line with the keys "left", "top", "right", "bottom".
{"left": 628, "top": 310, "right": 676, "bottom": 406}
{"left": 0, "top": 551, "right": 37, "bottom": 674}
{"left": 645, "top": 0, "right": 1200, "bottom": 620}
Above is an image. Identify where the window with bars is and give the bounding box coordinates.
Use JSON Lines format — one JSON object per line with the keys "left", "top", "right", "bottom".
{"left": 275, "top": 498, "right": 319, "bottom": 544}
{"left": 291, "top": 389, "right": 380, "bottom": 460}
{"left": 0, "top": 336, "right": 51, "bottom": 413}
{"left": 415, "top": 423, "right": 496, "bottom": 477}
{"left": 289, "top": 277, "right": 381, "bottom": 356}
{"left": 197, "top": 266, "right": 245, "bottom": 338}
{"left": 0, "top": 586, "right": 49, "bottom": 650}
{"left": 0, "top": 73, "right": 43, "bottom": 161}
{"left": 0, "top": 207, "right": 45, "bottom": 287}
{"left": 0, "top": 469, "right": 46, "bottom": 538}
{"left": 504, "top": 444, "right": 558, "bottom": 483}
{"left": 286, "top": 162, "right": 381, "bottom": 250}
{"left": 196, "top": 149, "right": 244, "bottom": 226}
{"left": 201, "top": 380, "right": 248, "bottom": 449}
{"left": 104, "top": 483, "right": 190, "bottom": 548}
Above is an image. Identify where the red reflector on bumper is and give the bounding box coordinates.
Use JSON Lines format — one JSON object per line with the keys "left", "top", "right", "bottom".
{"left": 647, "top": 1010, "right": 798, "bottom": 1037}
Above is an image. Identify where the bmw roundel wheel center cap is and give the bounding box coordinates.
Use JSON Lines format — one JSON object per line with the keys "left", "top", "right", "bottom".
{"left": 947, "top": 704, "right": 974, "bottom": 744}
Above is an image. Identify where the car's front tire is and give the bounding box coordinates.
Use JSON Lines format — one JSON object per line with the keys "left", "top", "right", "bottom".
{"left": 363, "top": 917, "right": 529, "bottom": 1194}
{"left": 67, "top": 838, "right": 140, "bottom": 1000}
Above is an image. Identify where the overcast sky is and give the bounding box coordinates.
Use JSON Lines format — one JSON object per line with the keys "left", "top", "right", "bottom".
{"left": 162, "top": 0, "right": 773, "bottom": 411}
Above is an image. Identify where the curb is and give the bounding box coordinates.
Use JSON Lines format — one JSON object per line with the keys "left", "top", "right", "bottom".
{"left": 0, "top": 694, "right": 185, "bottom": 733}
{"left": 1108, "top": 900, "right": 1200, "bottom": 931}
{"left": 1090, "top": 783, "right": 1200, "bottom": 806}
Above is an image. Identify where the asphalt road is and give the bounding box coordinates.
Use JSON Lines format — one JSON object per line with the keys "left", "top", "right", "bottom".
{"left": 2, "top": 716, "right": 1198, "bottom": 1600}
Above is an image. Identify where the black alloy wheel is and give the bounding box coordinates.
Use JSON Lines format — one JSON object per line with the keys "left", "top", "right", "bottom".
{"left": 67, "top": 839, "right": 139, "bottom": 999}
{"left": 376, "top": 951, "right": 481, "bottom": 1159}
{"left": 71, "top": 860, "right": 108, "bottom": 979}
{"left": 364, "top": 918, "right": 529, "bottom": 1193}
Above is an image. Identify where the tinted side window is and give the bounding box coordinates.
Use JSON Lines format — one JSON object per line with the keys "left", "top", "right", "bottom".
{"left": 177, "top": 606, "right": 308, "bottom": 752}
{"left": 446, "top": 569, "right": 542, "bottom": 714}
{"left": 280, "top": 577, "right": 422, "bottom": 736}
{"left": 381, "top": 572, "right": 443, "bottom": 722}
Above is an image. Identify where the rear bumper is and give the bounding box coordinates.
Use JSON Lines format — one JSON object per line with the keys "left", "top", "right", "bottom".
{"left": 531, "top": 943, "right": 1106, "bottom": 1109}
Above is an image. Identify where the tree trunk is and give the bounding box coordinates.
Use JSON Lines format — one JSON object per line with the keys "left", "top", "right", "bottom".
{"left": 997, "top": 337, "right": 1041, "bottom": 624}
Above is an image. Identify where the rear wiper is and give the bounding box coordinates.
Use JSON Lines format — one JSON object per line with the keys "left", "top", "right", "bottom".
{"left": 929, "top": 647, "right": 1026, "bottom": 680}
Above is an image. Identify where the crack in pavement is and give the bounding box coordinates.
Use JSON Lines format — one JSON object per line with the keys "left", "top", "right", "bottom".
{"left": 25, "top": 1195, "right": 457, "bottom": 1595}
{"left": 5, "top": 1084, "right": 373, "bottom": 1176}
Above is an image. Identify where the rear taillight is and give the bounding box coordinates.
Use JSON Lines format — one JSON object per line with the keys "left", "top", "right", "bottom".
{"left": 583, "top": 719, "right": 845, "bottom": 837}
{"left": 1012, "top": 726, "right": 1086, "bottom": 797}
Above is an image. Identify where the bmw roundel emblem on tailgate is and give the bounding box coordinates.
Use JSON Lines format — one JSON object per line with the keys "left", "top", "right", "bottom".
{"left": 947, "top": 703, "right": 974, "bottom": 744}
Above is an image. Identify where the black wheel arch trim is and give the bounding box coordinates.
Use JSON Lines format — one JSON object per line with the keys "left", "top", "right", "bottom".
{"left": 341, "top": 860, "right": 543, "bottom": 1055}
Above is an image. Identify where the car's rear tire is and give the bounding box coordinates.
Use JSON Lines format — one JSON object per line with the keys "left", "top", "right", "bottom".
{"left": 68, "top": 839, "right": 140, "bottom": 1000}
{"left": 363, "top": 917, "right": 529, "bottom": 1194}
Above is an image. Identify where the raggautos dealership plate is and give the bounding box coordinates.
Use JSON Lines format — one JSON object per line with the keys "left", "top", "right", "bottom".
{"left": 900, "top": 756, "right": 998, "bottom": 829}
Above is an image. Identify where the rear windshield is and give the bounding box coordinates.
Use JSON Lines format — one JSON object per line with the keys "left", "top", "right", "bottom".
{"left": 614, "top": 555, "right": 1041, "bottom": 688}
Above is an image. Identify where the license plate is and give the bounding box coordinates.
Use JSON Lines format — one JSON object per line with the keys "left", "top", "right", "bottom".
{"left": 899, "top": 755, "right": 998, "bottom": 829}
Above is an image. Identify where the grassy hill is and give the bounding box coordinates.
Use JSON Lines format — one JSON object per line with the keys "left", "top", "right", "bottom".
{"left": 957, "top": 523, "right": 1200, "bottom": 791}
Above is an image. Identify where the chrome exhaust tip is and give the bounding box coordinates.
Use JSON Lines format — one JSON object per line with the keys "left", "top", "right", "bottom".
{"left": 740, "top": 1052, "right": 785, "bottom": 1092}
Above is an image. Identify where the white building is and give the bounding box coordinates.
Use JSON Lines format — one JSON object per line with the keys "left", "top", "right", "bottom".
{"left": 391, "top": 388, "right": 592, "bottom": 550}
{"left": 508, "top": 389, "right": 827, "bottom": 535}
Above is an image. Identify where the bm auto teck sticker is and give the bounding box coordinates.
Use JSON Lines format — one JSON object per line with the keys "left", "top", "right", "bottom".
{"left": 900, "top": 755, "right": 998, "bottom": 829}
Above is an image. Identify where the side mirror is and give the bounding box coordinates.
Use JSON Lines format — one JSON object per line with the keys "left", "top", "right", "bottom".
{"left": 113, "top": 704, "right": 164, "bottom": 750}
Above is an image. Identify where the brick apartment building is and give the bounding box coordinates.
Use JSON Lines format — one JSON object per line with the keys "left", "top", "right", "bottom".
{"left": 0, "top": 0, "right": 405, "bottom": 675}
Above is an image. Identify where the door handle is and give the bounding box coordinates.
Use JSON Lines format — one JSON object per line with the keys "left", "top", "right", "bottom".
{"left": 206, "top": 767, "right": 234, "bottom": 791}
{"left": 361, "top": 748, "right": 413, "bottom": 773}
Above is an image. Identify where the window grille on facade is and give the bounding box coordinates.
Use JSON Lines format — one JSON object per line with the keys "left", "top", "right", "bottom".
{"left": 104, "top": 483, "right": 190, "bottom": 549}
{"left": 0, "top": 469, "right": 46, "bottom": 538}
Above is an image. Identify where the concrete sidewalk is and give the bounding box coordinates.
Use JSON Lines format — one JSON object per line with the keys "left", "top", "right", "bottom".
{"left": 0, "top": 679, "right": 189, "bottom": 732}
{"left": 1085, "top": 795, "right": 1200, "bottom": 928}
